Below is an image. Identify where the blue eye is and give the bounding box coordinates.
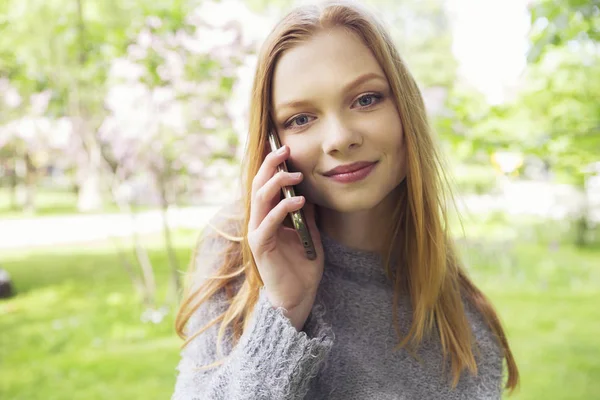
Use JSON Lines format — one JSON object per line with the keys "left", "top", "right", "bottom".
{"left": 295, "top": 115, "right": 310, "bottom": 126}
{"left": 355, "top": 93, "right": 383, "bottom": 108}
{"left": 285, "top": 115, "right": 315, "bottom": 129}
{"left": 284, "top": 92, "right": 384, "bottom": 130}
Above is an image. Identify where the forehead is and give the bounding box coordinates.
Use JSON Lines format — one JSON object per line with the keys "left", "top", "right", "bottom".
{"left": 271, "top": 28, "right": 385, "bottom": 107}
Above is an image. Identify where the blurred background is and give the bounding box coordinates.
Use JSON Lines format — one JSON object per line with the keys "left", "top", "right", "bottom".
{"left": 0, "top": 0, "right": 598, "bottom": 399}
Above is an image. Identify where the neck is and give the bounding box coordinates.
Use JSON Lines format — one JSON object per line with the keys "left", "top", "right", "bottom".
{"left": 316, "top": 187, "right": 400, "bottom": 253}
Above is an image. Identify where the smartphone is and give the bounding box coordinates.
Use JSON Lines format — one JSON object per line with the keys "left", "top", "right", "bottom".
{"left": 267, "top": 130, "right": 317, "bottom": 260}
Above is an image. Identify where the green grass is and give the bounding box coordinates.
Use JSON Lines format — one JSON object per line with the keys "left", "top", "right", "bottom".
{"left": 0, "top": 230, "right": 199, "bottom": 400}
{"left": 454, "top": 212, "right": 600, "bottom": 398}
{"left": 460, "top": 241, "right": 600, "bottom": 399}
{"left": 1, "top": 219, "right": 599, "bottom": 399}
{"left": 0, "top": 187, "right": 80, "bottom": 217}
{"left": 0, "top": 187, "right": 156, "bottom": 218}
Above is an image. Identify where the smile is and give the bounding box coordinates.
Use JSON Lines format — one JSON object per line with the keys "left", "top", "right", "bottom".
{"left": 325, "top": 161, "right": 378, "bottom": 183}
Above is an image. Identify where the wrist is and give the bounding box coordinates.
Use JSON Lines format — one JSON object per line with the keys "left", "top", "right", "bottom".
{"left": 286, "top": 297, "right": 316, "bottom": 332}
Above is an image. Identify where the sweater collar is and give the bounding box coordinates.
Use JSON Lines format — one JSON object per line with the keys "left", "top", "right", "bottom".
{"left": 319, "top": 229, "right": 392, "bottom": 286}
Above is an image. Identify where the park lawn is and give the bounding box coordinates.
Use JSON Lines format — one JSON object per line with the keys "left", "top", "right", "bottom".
{"left": 0, "top": 187, "right": 155, "bottom": 218}
{"left": 0, "top": 187, "right": 81, "bottom": 217}
{"left": 462, "top": 242, "right": 600, "bottom": 400}
{"left": 0, "top": 230, "right": 199, "bottom": 400}
{"left": 0, "top": 225, "right": 599, "bottom": 399}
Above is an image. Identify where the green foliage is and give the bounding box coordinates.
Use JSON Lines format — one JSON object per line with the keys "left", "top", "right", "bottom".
{"left": 1, "top": 0, "right": 248, "bottom": 214}
{"left": 380, "top": 0, "right": 457, "bottom": 89}
{"left": 525, "top": 0, "right": 600, "bottom": 186}
{"left": 450, "top": 163, "right": 499, "bottom": 195}
{"left": 528, "top": 0, "right": 600, "bottom": 63}
{"left": 440, "top": 0, "right": 600, "bottom": 190}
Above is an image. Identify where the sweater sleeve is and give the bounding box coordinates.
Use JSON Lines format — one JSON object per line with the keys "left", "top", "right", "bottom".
{"left": 172, "top": 205, "right": 334, "bottom": 400}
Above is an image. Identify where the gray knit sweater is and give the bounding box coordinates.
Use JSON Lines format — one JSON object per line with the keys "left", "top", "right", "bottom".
{"left": 172, "top": 210, "right": 504, "bottom": 400}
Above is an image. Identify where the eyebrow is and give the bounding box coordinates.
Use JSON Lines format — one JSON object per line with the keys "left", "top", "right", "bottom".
{"left": 274, "top": 72, "right": 387, "bottom": 118}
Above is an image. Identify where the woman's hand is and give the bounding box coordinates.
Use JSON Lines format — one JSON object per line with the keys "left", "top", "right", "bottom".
{"left": 247, "top": 144, "right": 324, "bottom": 331}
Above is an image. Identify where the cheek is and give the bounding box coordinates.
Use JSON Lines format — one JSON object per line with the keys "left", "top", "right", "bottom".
{"left": 287, "top": 152, "right": 317, "bottom": 198}
{"left": 377, "top": 112, "right": 406, "bottom": 177}
{"left": 285, "top": 142, "right": 321, "bottom": 197}
{"left": 285, "top": 142, "right": 315, "bottom": 174}
{"left": 387, "top": 110, "right": 404, "bottom": 153}
{"left": 374, "top": 111, "right": 404, "bottom": 153}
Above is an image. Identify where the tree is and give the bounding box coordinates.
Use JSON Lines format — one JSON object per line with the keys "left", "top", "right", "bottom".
{"left": 0, "top": 0, "right": 259, "bottom": 313}
{"left": 0, "top": 0, "right": 190, "bottom": 211}
{"left": 98, "top": 8, "right": 252, "bottom": 303}
{"left": 525, "top": 0, "right": 600, "bottom": 244}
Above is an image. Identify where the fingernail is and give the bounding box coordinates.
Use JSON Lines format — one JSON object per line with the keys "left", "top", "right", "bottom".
{"left": 292, "top": 172, "right": 302, "bottom": 178}
{"left": 293, "top": 196, "right": 304, "bottom": 203}
{"left": 277, "top": 145, "right": 286, "bottom": 154}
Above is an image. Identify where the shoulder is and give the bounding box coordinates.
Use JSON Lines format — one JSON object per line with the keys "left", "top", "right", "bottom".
{"left": 183, "top": 200, "right": 245, "bottom": 333}
{"left": 195, "top": 200, "right": 244, "bottom": 260}
{"left": 202, "top": 199, "right": 244, "bottom": 241}
{"left": 189, "top": 199, "right": 245, "bottom": 287}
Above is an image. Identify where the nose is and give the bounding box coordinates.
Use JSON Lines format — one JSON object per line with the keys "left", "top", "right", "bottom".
{"left": 321, "top": 116, "right": 363, "bottom": 155}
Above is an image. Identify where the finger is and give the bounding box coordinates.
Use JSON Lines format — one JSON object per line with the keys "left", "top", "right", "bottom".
{"left": 258, "top": 171, "right": 303, "bottom": 204}
{"left": 253, "top": 196, "right": 306, "bottom": 249}
{"left": 248, "top": 146, "right": 290, "bottom": 230}
{"left": 251, "top": 145, "right": 289, "bottom": 199}
{"left": 250, "top": 170, "right": 303, "bottom": 232}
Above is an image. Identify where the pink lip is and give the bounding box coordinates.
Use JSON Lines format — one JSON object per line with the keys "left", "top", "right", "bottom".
{"left": 325, "top": 161, "right": 378, "bottom": 183}
{"left": 324, "top": 161, "right": 378, "bottom": 176}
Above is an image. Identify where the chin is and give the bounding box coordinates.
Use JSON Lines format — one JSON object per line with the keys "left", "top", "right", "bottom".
{"left": 315, "top": 190, "right": 387, "bottom": 213}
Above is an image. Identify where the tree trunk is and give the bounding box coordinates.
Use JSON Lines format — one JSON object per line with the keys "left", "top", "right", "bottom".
{"left": 110, "top": 237, "right": 147, "bottom": 302}
{"left": 110, "top": 172, "right": 157, "bottom": 307}
{"left": 574, "top": 216, "right": 588, "bottom": 247}
{"left": 73, "top": 0, "right": 103, "bottom": 213}
{"left": 130, "top": 218, "right": 158, "bottom": 307}
{"left": 76, "top": 143, "right": 103, "bottom": 212}
{"left": 24, "top": 152, "right": 36, "bottom": 214}
{"left": 574, "top": 191, "right": 590, "bottom": 247}
{"left": 156, "top": 173, "right": 181, "bottom": 305}
{"left": 9, "top": 161, "right": 18, "bottom": 211}
{"left": 15, "top": 153, "right": 36, "bottom": 213}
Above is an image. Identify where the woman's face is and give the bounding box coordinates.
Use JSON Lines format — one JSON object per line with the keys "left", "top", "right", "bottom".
{"left": 271, "top": 27, "right": 406, "bottom": 213}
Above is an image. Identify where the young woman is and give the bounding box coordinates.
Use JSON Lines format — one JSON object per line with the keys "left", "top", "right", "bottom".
{"left": 173, "top": 1, "right": 519, "bottom": 399}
